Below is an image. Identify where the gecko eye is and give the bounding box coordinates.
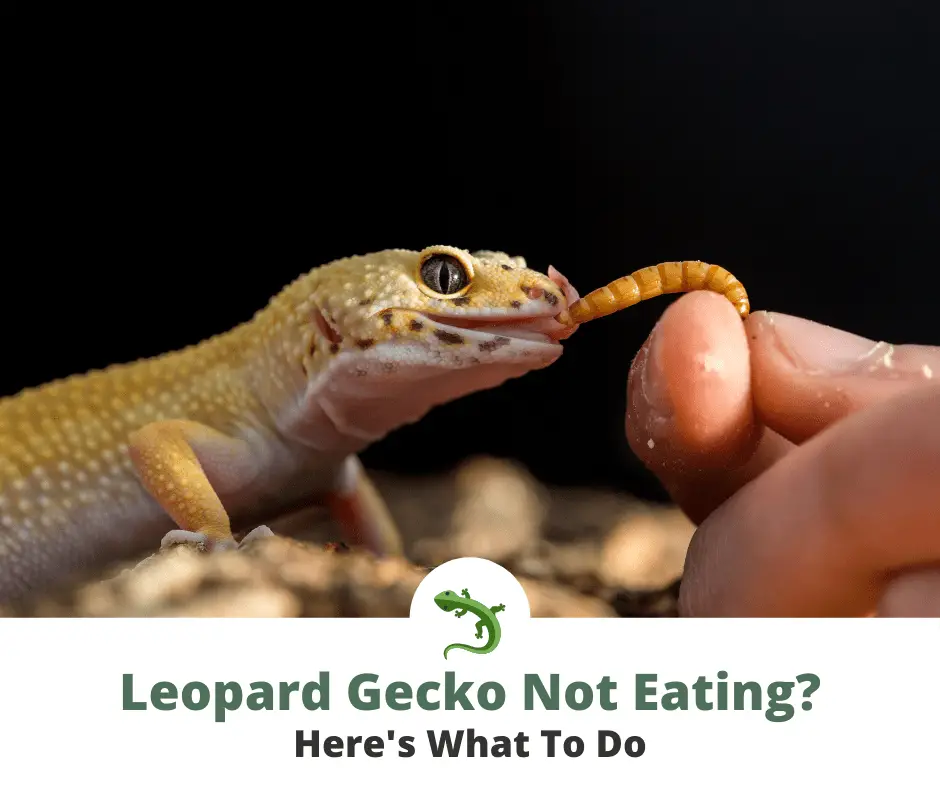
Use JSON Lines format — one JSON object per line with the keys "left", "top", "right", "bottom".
{"left": 415, "top": 247, "right": 474, "bottom": 299}
{"left": 420, "top": 254, "right": 469, "bottom": 294}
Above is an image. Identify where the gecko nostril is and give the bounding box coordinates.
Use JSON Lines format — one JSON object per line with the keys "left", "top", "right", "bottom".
{"left": 521, "top": 285, "right": 544, "bottom": 300}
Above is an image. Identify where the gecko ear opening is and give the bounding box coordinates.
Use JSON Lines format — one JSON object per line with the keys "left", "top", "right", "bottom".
{"left": 312, "top": 307, "right": 342, "bottom": 345}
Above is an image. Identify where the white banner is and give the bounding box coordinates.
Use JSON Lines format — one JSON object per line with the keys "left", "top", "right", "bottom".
{"left": 0, "top": 557, "right": 935, "bottom": 786}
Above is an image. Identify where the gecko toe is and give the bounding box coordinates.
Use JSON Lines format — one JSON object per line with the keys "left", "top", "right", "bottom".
{"left": 161, "top": 529, "right": 209, "bottom": 550}
{"left": 239, "top": 525, "right": 275, "bottom": 547}
{"left": 160, "top": 529, "right": 238, "bottom": 553}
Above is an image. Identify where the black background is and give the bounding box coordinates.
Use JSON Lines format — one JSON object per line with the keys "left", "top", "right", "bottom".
{"left": 6, "top": 2, "right": 938, "bottom": 502}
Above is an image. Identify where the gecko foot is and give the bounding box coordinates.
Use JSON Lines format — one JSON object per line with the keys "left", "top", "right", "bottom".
{"left": 128, "top": 527, "right": 268, "bottom": 575}
{"left": 475, "top": 632, "right": 483, "bottom": 639}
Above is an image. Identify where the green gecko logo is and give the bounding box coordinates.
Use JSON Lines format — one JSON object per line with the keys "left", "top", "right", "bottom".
{"left": 434, "top": 588, "right": 506, "bottom": 659}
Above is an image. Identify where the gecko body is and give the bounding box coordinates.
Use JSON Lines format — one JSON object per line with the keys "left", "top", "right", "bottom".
{"left": 434, "top": 588, "right": 505, "bottom": 658}
{"left": 0, "top": 246, "right": 579, "bottom": 602}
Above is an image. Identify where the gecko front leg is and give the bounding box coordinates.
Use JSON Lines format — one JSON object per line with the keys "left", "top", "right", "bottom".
{"left": 128, "top": 419, "right": 271, "bottom": 552}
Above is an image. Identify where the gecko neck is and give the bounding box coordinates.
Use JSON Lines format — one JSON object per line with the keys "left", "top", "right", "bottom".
{"left": 233, "top": 282, "right": 375, "bottom": 458}
{"left": 258, "top": 342, "right": 560, "bottom": 457}
{"left": 231, "top": 269, "right": 424, "bottom": 457}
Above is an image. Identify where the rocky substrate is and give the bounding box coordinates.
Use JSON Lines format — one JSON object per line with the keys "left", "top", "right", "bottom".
{"left": 0, "top": 457, "right": 692, "bottom": 617}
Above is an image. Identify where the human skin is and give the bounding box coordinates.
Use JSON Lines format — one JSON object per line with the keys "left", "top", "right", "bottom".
{"left": 625, "top": 291, "right": 940, "bottom": 617}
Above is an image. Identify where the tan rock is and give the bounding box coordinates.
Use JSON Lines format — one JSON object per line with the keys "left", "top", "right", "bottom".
{"left": 599, "top": 508, "right": 695, "bottom": 590}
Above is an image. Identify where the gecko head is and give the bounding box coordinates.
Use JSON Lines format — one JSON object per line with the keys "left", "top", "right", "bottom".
{"left": 434, "top": 590, "right": 459, "bottom": 611}
{"left": 283, "top": 246, "right": 582, "bottom": 452}
{"left": 306, "top": 245, "right": 580, "bottom": 375}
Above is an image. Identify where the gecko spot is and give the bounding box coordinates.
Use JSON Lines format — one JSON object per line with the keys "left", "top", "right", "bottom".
{"left": 381, "top": 312, "right": 394, "bottom": 326}
{"left": 356, "top": 338, "right": 375, "bottom": 349}
{"left": 510, "top": 300, "right": 522, "bottom": 309}
{"left": 478, "top": 337, "right": 512, "bottom": 352}
{"left": 452, "top": 296, "right": 471, "bottom": 307}
{"left": 329, "top": 343, "right": 340, "bottom": 354}
{"left": 545, "top": 291, "right": 558, "bottom": 306}
{"left": 409, "top": 319, "right": 424, "bottom": 331}
{"left": 501, "top": 264, "right": 512, "bottom": 270}
{"left": 358, "top": 297, "right": 374, "bottom": 306}
{"left": 302, "top": 340, "right": 316, "bottom": 374}
{"left": 433, "top": 329, "right": 464, "bottom": 345}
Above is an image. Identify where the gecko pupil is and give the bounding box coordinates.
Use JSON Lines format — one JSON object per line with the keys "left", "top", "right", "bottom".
{"left": 420, "top": 254, "right": 468, "bottom": 295}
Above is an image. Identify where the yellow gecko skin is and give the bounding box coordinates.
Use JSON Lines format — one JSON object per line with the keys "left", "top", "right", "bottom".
{"left": 0, "top": 245, "right": 577, "bottom": 602}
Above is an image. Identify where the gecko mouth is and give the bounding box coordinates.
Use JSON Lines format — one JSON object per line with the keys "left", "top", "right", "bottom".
{"left": 413, "top": 309, "right": 566, "bottom": 344}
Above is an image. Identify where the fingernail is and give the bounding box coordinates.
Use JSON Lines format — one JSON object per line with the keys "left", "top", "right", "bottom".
{"left": 637, "top": 320, "right": 673, "bottom": 419}
{"left": 761, "top": 312, "right": 890, "bottom": 374}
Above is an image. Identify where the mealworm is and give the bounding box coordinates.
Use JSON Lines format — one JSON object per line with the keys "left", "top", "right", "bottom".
{"left": 557, "top": 261, "right": 749, "bottom": 326}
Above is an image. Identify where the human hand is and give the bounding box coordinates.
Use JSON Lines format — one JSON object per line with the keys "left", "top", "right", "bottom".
{"left": 625, "top": 291, "right": 940, "bottom": 616}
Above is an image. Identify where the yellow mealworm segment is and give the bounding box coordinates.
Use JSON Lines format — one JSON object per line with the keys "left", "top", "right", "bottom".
{"left": 562, "top": 261, "right": 750, "bottom": 325}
